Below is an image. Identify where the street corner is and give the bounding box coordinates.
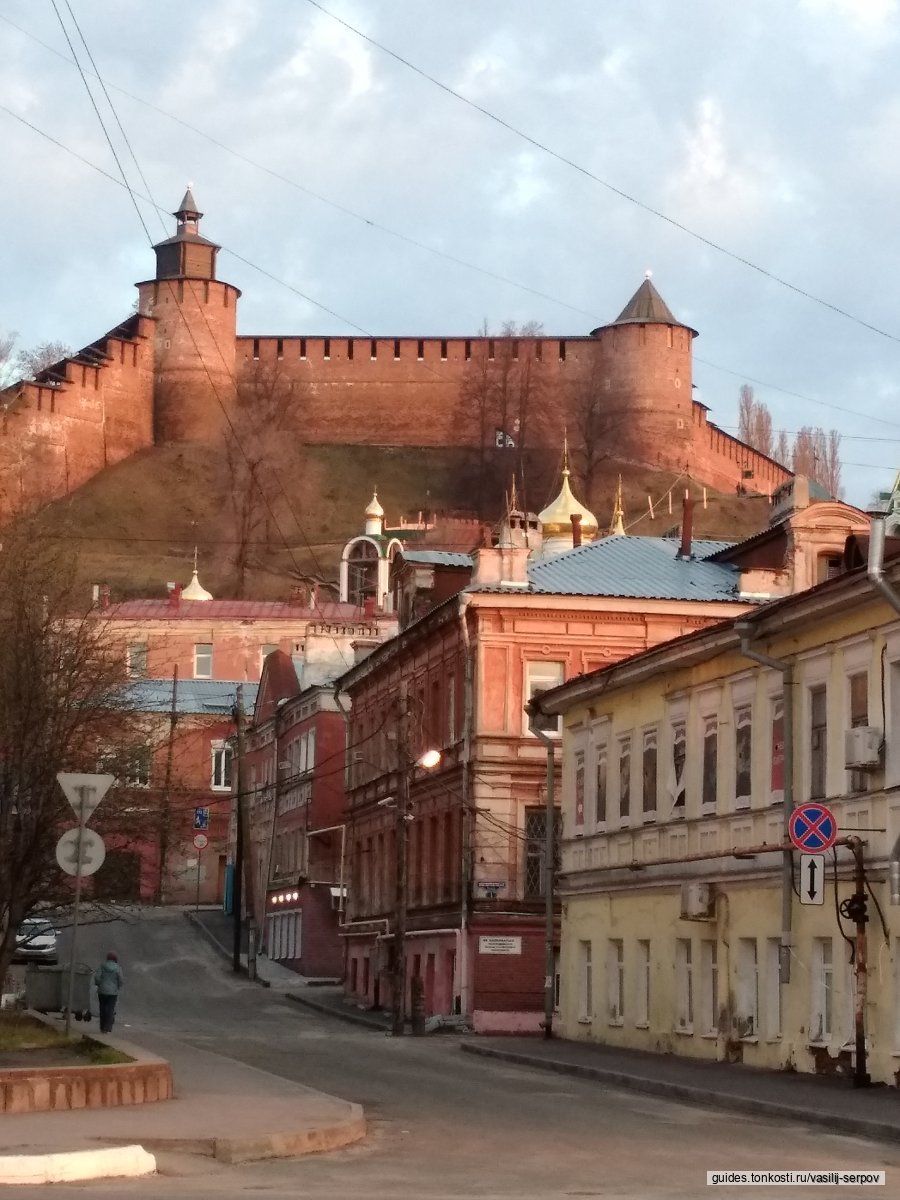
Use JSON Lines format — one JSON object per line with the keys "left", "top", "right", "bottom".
{"left": 0, "top": 1143, "right": 157, "bottom": 1186}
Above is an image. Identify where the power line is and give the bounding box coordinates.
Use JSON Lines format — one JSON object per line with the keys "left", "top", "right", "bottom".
{"left": 2, "top": 96, "right": 895, "bottom": 450}
{"left": 302, "top": 0, "right": 900, "bottom": 348}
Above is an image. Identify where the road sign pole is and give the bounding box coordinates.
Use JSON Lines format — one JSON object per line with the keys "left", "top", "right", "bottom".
{"left": 195, "top": 848, "right": 202, "bottom": 912}
{"left": 64, "top": 787, "right": 88, "bottom": 1038}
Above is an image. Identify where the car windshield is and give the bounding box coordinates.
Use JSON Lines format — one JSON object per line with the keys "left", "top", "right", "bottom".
{"left": 18, "top": 921, "right": 54, "bottom": 937}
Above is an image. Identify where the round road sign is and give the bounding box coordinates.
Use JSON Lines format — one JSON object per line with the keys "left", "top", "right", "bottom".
{"left": 789, "top": 802, "right": 838, "bottom": 854}
{"left": 193, "top": 832, "right": 209, "bottom": 850}
{"left": 55, "top": 828, "right": 106, "bottom": 877}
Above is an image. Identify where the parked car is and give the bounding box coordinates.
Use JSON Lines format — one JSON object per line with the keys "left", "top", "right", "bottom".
{"left": 12, "top": 918, "right": 58, "bottom": 965}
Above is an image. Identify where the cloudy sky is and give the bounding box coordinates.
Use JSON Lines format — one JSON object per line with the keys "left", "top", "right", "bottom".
{"left": 2, "top": 0, "right": 900, "bottom": 506}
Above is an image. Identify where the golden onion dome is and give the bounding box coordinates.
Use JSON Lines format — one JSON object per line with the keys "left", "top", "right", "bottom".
{"left": 538, "top": 469, "right": 599, "bottom": 539}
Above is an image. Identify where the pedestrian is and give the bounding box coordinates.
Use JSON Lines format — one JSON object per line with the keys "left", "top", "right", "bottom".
{"left": 93, "top": 951, "right": 124, "bottom": 1033}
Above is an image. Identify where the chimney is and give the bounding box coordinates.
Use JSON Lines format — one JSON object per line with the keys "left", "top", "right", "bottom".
{"left": 363, "top": 595, "right": 376, "bottom": 618}
{"left": 168, "top": 583, "right": 183, "bottom": 607}
{"left": 571, "top": 513, "right": 583, "bottom": 548}
{"left": 91, "top": 583, "right": 100, "bottom": 606}
{"left": 678, "top": 493, "right": 694, "bottom": 560}
{"left": 99, "top": 583, "right": 110, "bottom": 611}
{"left": 289, "top": 584, "right": 305, "bottom": 607}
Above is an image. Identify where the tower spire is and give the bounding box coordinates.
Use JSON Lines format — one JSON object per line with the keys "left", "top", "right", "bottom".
{"left": 609, "top": 475, "right": 625, "bottom": 536}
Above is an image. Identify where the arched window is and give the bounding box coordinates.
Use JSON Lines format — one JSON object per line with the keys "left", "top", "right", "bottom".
{"left": 346, "top": 539, "right": 380, "bottom": 606}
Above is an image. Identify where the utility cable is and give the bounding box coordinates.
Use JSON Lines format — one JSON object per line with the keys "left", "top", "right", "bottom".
{"left": 303, "top": 0, "right": 900, "bottom": 347}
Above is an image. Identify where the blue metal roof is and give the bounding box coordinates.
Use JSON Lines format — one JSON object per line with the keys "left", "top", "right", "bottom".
{"left": 516, "top": 536, "right": 742, "bottom": 602}
{"left": 125, "top": 679, "right": 259, "bottom": 715}
{"left": 399, "top": 550, "right": 473, "bottom": 567}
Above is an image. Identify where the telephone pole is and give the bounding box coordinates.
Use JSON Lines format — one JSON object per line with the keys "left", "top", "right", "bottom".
{"left": 156, "top": 665, "right": 179, "bottom": 904}
{"left": 392, "top": 726, "right": 410, "bottom": 1037}
{"left": 232, "top": 685, "right": 247, "bottom": 974}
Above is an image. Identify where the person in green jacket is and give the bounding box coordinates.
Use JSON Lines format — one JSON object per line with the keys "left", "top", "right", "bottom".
{"left": 93, "top": 952, "right": 124, "bottom": 1033}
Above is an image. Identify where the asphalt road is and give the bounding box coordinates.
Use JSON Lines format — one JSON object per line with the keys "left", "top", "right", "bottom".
{"left": 29, "top": 910, "right": 900, "bottom": 1199}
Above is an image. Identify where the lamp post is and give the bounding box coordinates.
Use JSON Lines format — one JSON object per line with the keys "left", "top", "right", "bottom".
{"left": 391, "top": 746, "right": 442, "bottom": 1037}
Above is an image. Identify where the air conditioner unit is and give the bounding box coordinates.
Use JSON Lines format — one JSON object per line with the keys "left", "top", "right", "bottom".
{"left": 680, "top": 881, "right": 716, "bottom": 920}
{"left": 845, "top": 726, "right": 882, "bottom": 770}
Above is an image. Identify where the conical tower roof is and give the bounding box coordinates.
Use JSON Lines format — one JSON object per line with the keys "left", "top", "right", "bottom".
{"left": 590, "top": 275, "right": 697, "bottom": 337}
{"left": 175, "top": 185, "right": 202, "bottom": 223}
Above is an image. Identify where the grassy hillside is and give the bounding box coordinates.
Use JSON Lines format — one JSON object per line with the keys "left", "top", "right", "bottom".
{"left": 31, "top": 443, "right": 773, "bottom": 601}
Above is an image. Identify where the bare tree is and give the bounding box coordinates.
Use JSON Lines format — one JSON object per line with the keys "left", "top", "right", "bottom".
{"left": 773, "top": 429, "right": 791, "bottom": 466}
{"left": 0, "top": 526, "right": 133, "bottom": 984}
{"left": 737, "top": 385, "right": 773, "bottom": 457}
{"left": 793, "top": 426, "right": 843, "bottom": 498}
{"left": 225, "top": 364, "right": 302, "bottom": 595}
{"left": 15, "top": 341, "right": 72, "bottom": 382}
{"left": 0, "top": 332, "right": 17, "bottom": 389}
{"left": 568, "top": 358, "right": 628, "bottom": 501}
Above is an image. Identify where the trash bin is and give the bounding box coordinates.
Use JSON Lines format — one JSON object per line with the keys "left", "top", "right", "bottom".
{"left": 25, "top": 964, "right": 92, "bottom": 1020}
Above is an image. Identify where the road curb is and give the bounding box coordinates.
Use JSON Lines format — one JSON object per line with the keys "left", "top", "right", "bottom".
{"left": 284, "top": 991, "right": 389, "bottom": 1032}
{"left": 128, "top": 1103, "right": 367, "bottom": 1164}
{"left": 0, "top": 1143, "right": 156, "bottom": 1186}
{"left": 459, "top": 1044, "right": 900, "bottom": 1147}
{"left": 183, "top": 912, "right": 271, "bottom": 987}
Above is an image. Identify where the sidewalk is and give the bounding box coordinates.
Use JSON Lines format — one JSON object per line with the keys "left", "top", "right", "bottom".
{"left": 0, "top": 1027, "right": 365, "bottom": 1170}
{"left": 462, "top": 1036, "right": 900, "bottom": 1146}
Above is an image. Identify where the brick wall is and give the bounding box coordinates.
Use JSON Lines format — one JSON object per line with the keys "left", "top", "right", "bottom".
{"left": 472, "top": 923, "right": 546, "bottom": 1013}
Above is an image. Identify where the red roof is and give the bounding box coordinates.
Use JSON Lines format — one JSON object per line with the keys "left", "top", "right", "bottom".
{"left": 100, "top": 599, "right": 385, "bottom": 622}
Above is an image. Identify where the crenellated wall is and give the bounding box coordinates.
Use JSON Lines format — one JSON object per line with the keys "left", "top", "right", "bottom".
{"left": 0, "top": 315, "right": 155, "bottom": 517}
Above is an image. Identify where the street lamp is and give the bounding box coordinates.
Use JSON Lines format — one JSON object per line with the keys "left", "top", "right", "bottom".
{"left": 392, "top": 746, "right": 442, "bottom": 1037}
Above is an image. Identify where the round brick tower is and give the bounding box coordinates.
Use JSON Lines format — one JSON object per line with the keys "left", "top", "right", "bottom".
{"left": 589, "top": 276, "right": 696, "bottom": 474}
{"left": 136, "top": 188, "right": 241, "bottom": 443}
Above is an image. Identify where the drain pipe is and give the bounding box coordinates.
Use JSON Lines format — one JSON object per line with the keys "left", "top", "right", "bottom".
{"left": 868, "top": 519, "right": 900, "bottom": 904}
{"left": 458, "top": 595, "right": 473, "bottom": 1019}
{"left": 735, "top": 621, "right": 794, "bottom": 985}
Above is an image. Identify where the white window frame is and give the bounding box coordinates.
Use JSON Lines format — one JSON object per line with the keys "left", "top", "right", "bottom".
{"left": 211, "top": 741, "right": 233, "bottom": 791}
{"left": 194, "top": 642, "right": 213, "bottom": 680}
{"left": 675, "top": 938, "right": 693, "bottom": 1033}
{"left": 127, "top": 641, "right": 148, "bottom": 679}
{"left": 607, "top": 938, "right": 624, "bottom": 1026}
{"left": 641, "top": 727, "right": 658, "bottom": 822}
{"left": 594, "top": 736, "right": 608, "bottom": 831}
{"left": 769, "top": 695, "right": 785, "bottom": 808}
{"left": 578, "top": 940, "right": 593, "bottom": 1023}
{"left": 810, "top": 937, "right": 833, "bottom": 1045}
{"left": 808, "top": 682, "right": 828, "bottom": 802}
{"left": 735, "top": 938, "right": 758, "bottom": 1039}
{"left": 700, "top": 940, "right": 718, "bottom": 1036}
{"left": 734, "top": 705, "right": 753, "bottom": 811}
{"left": 524, "top": 661, "right": 565, "bottom": 736}
{"left": 668, "top": 718, "right": 687, "bottom": 817}
{"left": 765, "top": 937, "right": 782, "bottom": 1041}
{"left": 635, "top": 939, "right": 650, "bottom": 1028}
{"left": 616, "top": 734, "right": 632, "bottom": 827}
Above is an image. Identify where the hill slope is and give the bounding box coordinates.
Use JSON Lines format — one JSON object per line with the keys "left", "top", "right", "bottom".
{"left": 32, "top": 442, "right": 773, "bottom": 600}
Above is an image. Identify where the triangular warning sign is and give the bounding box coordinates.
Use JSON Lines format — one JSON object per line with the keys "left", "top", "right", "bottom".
{"left": 56, "top": 773, "right": 115, "bottom": 822}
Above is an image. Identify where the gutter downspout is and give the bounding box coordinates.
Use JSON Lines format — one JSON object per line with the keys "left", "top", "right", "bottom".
{"left": 530, "top": 721, "right": 556, "bottom": 1039}
{"left": 333, "top": 684, "right": 353, "bottom": 980}
{"left": 458, "top": 594, "right": 473, "bottom": 1020}
{"left": 735, "top": 621, "right": 794, "bottom": 986}
{"left": 868, "top": 518, "right": 900, "bottom": 904}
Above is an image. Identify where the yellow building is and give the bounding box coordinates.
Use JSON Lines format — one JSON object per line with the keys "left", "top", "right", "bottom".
{"left": 537, "top": 527, "right": 900, "bottom": 1084}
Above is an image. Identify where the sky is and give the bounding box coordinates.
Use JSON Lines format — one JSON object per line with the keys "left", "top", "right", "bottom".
{"left": 2, "top": 0, "right": 900, "bottom": 507}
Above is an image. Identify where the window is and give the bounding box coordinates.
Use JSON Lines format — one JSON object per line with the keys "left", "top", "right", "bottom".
{"left": 260, "top": 643, "right": 278, "bottom": 672}
{"left": 464, "top": 339, "right": 472, "bottom": 361}
{"left": 735, "top": 939, "right": 759, "bottom": 1038}
{"left": 447, "top": 675, "right": 456, "bottom": 743}
{"left": 194, "top": 643, "right": 213, "bottom": 679}
{"left": 347, "top": 339, "right": 354, "bottom": 361}
{"left": 212, "top": 742, "right": 233, "bottom": 790}
{"left": 300, "top": 338, "right": 307, "bottom": 359}
{"left": 558, "top": 339, "right": 566, "bottom": 362}
{"left": 323, "top": 338, "right": 331, "bottom": 360}
{"left": 811, "top": 937, "right": 833, "bottom": 1043}
{"left": 817, "top": 553, "right": 842, "bottom": 583}
{"left": 125, "top": 745, "right": 151, "bottom": 788}
{"left": 578, "top": 941, "right": 593, "bottom": 1022}
{"left": 702, "top": 717, "right": 718, "bottom": 810}
{"left": 734, "top": 705, "right": 752, "bottom": 809}
{"left": 574, "top": 752, "right": 585, "bottom": 828}
{"left": 524, "top": 661, "right": 565, "bottom": 734}
{"left": 618, "top": 736, "right": 632, "bottom": 820}
{"left": 700, "top": 941, "right": 718, "bottom": 1035}
{"left": 127, "top": 642, "right": 147, "bottom": 678}
{"left": 595, "top": 741, "right": 608, "bottom": 827}
{"left": 370, "top": 339, "right": 377, "bottom": 359}
{"left": 766, "top": 938, "right": 782, "bottom": 1040}
{"left": 276, "top": 337, "right": 283, "bottom": 359}
{"left": 607, "top": 939, "right": 624, "bottom": 1024}
{"left": 440, "top": 339, "right": 448, "bottom": 360}
{"left": 417, "top": 339, "right": 424, "bottom": 360}
{"left": 487, "top": 339, "right": 495, "bottom": 361}
{"left": 393, "top": 339, "right": 401, "bottom": 359}
{"left": 675, "top": 939, "right": 693, "bottom": 1031}
{"left": 671, "top": 721, "right": 686, "bottom": 813}
{"left": 641, "top": 729, "right": 658, "bottom": 818}
{"left": 848, "top": 671, "right": 868, "bottom": 793}
{"left": 524, "top": 808, "right": 561, "bottom": 898}
{"left": 636, "top": 939, "right": 650, "bottom": 1027}
{"left": 770, "top": 698, "right": 784, "bottom": 804}
{"left": 810, "top": 685, "right": 827, "bottom": 799}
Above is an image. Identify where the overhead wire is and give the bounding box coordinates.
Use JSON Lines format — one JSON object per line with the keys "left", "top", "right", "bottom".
{"left": 302, "top": 0, "right": 900, "bottom": 348}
